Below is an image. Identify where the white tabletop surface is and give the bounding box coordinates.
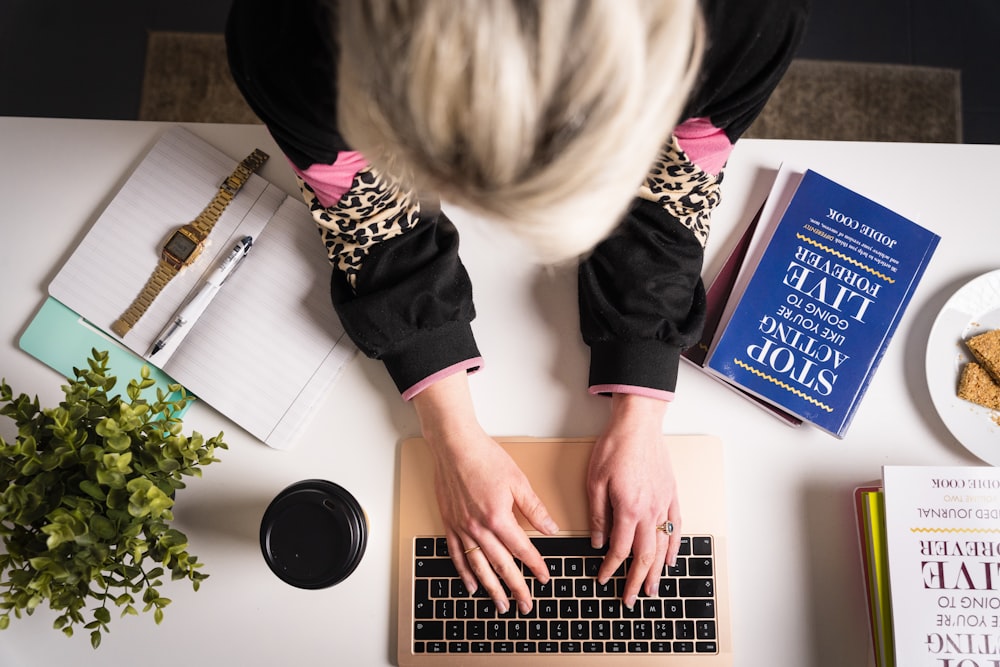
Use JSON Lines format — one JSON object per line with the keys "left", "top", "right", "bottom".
{"left": 1, "top": 117, "right": 998, "bottom": 667}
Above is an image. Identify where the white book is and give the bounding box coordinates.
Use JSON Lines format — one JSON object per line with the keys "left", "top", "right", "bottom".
{"left": 46, "top": 126, "right": 356, "bottom": 450}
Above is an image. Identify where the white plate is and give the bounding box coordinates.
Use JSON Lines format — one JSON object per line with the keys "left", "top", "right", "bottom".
{"left": 926, "top": 269, "right": 1000, "bottom": 464}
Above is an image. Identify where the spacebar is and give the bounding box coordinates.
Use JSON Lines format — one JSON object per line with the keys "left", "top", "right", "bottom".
{"left": 529, "top": 536, "right": 607, "bottom": 557}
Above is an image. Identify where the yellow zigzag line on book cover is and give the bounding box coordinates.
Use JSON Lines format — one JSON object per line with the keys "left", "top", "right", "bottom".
{"left": 910, "top": 527, "right": 1000, "bottom": 534}
{"left": 795, "top": 232, "right": 896, "bottom": 284}
{"left": 733, "top": 358, "right": 834, "bottom": 412}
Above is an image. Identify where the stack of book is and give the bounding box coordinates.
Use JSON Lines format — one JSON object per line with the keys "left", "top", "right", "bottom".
{"left": 856, "top": 466, "right": 1000, "bottom": 667}
{"left": 684, "top": 165, "right": 939, "bottom": 437}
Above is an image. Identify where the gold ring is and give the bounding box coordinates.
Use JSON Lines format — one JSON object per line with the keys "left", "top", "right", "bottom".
{"left": 463, "top": 545, "right": 481, "bottom": 555}
{"left": 657, "top": 521, "right": 674, "bottom": 535}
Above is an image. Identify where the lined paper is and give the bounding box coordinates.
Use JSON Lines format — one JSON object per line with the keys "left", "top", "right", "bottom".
{"left": 48, "top": 127, "right": 356, "bottom": 449}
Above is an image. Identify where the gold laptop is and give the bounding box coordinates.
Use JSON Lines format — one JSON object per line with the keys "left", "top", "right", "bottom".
{"left": 396, "top": 435, "right": 733, "bottom": 666}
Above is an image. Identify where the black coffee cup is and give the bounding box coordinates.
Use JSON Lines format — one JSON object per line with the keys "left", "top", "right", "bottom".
{"left": 259, "top": 479, "right": 368, "bottom": 589}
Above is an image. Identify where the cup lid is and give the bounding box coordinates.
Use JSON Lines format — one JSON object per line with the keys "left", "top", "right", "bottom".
{"left": 259, "top": 479, "right": 367, "bottom": 589}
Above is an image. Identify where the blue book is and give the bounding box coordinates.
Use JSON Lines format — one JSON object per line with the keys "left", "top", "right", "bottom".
{"left": 704, "top": 168, "right": 939, "bottom": 438}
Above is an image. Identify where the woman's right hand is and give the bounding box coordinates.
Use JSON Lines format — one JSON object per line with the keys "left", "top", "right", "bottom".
{"left": 412, "top": 372, "right": 559, "bottom": 615}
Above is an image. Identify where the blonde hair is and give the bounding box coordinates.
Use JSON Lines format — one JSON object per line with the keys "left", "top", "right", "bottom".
{"left": 337, "top": 0, "right": 704, "bottom": 262}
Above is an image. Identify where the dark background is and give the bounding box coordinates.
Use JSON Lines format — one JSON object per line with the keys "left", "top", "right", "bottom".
{"left": 1, "top": 0, "right": 997, "bottom": 143}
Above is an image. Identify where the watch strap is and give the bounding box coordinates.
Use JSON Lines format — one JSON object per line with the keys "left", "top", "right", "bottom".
{"left": 110, "top": 260, "right": 180, "bottom": 337}
{"left": 191, "top": 148, "right": 270, "bottom": 237}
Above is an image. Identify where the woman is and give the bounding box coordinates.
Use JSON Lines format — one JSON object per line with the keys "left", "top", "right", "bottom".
{"left": 227, "top": 0, "right": 808, "bottom": 615}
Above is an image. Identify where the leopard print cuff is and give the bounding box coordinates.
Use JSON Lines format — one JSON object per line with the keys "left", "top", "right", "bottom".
{"left": 299, "top": 164, "right": 422, "bottom": 289}
{"left": 637, "top": 134, "right": 724, "bottom": 249}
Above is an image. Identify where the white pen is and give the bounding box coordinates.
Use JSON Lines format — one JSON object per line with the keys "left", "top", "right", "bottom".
{"left": 149, "top": 235, "right": 253, "bottom": 357}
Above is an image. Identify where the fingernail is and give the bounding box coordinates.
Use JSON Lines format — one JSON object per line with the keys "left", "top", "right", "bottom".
{"left": 544, "top": 519, "right": 559, "bottom": 534}
{"left": 625, "top": 595, "right": 637, "bottom": 610}
{"left": 518, "top": 600, "right": 532, "bottom": 616}
{"left": 497, "top": 600, "right": 509, "bottom": 614}
{"left": 591, "top": 532, "right": 604, "bottom": 549}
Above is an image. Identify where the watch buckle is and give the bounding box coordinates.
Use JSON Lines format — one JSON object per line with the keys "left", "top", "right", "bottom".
{"left": 220, "top": 177, "right": 240, "bottom": 197}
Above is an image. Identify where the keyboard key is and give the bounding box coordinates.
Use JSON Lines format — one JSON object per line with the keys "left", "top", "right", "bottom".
{"left": 476, "top": 600, "right": 496, "bottom": 618}
{"left": 628, "top": 641, "right": 650, "bottom": 653}
{"left": 531, "top": 536, "right": 605, "bottom": 557}
{"left": 678, "top": 536, "right": 691, "bottom": 556}
{"left": 560, "top": 600, "right": 579, "bottom": 619}
{"left": 414, "top": 580, "right": 432, "bottom": 619}
{"left": 685, "top": 599, "right": 717, "bottom": 618}
{"left": 545, "top": 558, "right": 562, "bottom": 577}
{"left": 651, "top": 641, "right": 671, "bottom": 653}
{"left": 570, "top": 621, "right": 589, "bottom": 640}
{"left": 515, "top": 642, "right": 536, "bottom": 653}
{"left": 550, "top": 621, "right": 569, "bottom": 640}
{"left": 606, "top": 642, "right": 627, "bottom": 653}
{"left": 415, "top": 558, "right": 457, "bottom": 578}
{"left": 580, "top": 599, "right": 601, "bottom": 619}
{"left": 674, "top": 641, "right": 695, "bottom": 653}
{"left": 430, "top": 579, "right": 449, "bottom": 598}
{"left": 591, "top": 620, "right": 611, "bottom": 641}
{"left": 487, "top": 621, "right": 505, "bottom": 640}
{"left": 435, "top": 538, "right": 449, "bottom": 557}
{"left": 697, "top": 620, "right": 717, "bottom": 639}
{"left": 445, "top": 621, "right": 464, "bottom": 640}
{"left": 426, "top": 641, "right": 447, "bottom": 653}
{"left": 676, "top": 620, "right": 695, "bottom": 640}
{"left": 415, "top": 538, "right": 434, "bottom": 557}
{"left": 692, "top": 536, "right": 713, "bottom": 555}
{"left": 679, "top": 578, "right": 714, "bottom": 598}
{"left": 539, "top": 642, "right": 558, "bottom": 653}
{"left": 690, "top": 557, "right": 714, "bottom": 577}
{"left": 654, "top": 620, "right": 673, "bottom": 639}
{"left": 642, "top": 599, "right": 662, "bottom": 618}
{"left": 448, "top": 641, "right": 469, "bottom": 653}
{"left": 414, "top": 621, "right": 444, "bottom": 640}
{"left": 456, "top": 599, "right": 474, "bottom": 619}
{"left": 435, "top": 600, "right": 453, "bottom": 619}
{"left": 565, "top": 558, "right": 583, "bottom": 577}
{"left": 471, "top": 641, "right": 490, "bottom": 653}
{"left": 560, "top": 642, "right": 582, "bottom": 653}
{"left": 538, "top": 599, "right": 558, "bottom": 619}
{"left": 508, "top": 620, "right": 527, "bottom": 641}
{"left": 583, "top": 641, "right": 603, "bottom": 653}
{"left": 528, "top": 620, "right": 547, "bottom": 640}
{"left": 494, "top": 642, "right": 514, "bottom": 653}
{"left": 697, "top": 641, "right": 719, "bottom": 653}
{"left": 467, "top": 621, "right": 485, "bottom": 640}
{"left": 633, "top": 620, "right": 653, "bottom": 640}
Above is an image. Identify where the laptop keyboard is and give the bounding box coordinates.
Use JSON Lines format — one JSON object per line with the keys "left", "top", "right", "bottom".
{"left": 411, "top": 534, "right": 719, "bottom": 656}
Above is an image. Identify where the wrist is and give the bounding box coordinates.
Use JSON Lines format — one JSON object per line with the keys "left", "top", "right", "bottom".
{"left": 411, "top": 372, "right": 482, "bottom": 452}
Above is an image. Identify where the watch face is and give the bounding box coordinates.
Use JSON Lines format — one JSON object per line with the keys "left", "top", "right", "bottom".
{"left": 164, "top": 230, "right": 199, "bottom": 262}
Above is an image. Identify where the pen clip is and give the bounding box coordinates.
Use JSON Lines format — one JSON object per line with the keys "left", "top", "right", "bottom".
{"left": 220, "top": 236, "right": 253, "bottom": 285}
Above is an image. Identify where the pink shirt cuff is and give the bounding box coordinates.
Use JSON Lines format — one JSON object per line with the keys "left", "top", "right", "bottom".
{"left": 588, "top": 384, "right": 675, "bottom": 402}
{"left": 401, "top": 358, "right": 485, "bottom": 401}
{"left": 290, "top": 151, "right": 368, "bottom": 208}
{"left": 673, "top": 117, "right": 734, "bottom": 176}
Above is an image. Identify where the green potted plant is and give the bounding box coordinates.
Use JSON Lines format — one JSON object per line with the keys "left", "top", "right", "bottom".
{"left": 0, "top": 349, "right": 226, "bottom": 648}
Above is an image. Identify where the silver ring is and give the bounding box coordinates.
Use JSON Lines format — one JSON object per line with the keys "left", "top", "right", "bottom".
{"left": 657, "top": 521, "right": 674, "bottom": 535}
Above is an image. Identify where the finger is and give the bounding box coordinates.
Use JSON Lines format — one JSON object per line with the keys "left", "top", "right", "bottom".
{"left": 597, "top": 508, "right": 636, "bottom": 585}
{"left": 446, "top": 530, "right": 479, "bottom": 595}
{"left": 665, "top": 509, "right": 683, "bottom": 568}
{"left": 464, "top": 538, "right": 515, "bottom": 614}
{"left": 488, "top": 523, "right": 547, "bottom": 613}
{"left": 512, "top": 481, "right": 560, "bottom": 537}
{"left": 622, "top": 522, "right": 658, "bottom": 609}
{"left": 645, "top": 523, "right": 672, "bottom": 597}
{"left": 588, "top": 478, "right": 610, "bottom": 550}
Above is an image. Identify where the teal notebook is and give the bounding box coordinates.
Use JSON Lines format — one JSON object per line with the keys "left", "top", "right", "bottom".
{"left": 20, "top": 297, "right": 189, "bottom": 414}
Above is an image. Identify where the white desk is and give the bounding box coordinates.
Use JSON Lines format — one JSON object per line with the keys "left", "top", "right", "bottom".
{"left": 1, "top": 117, "right": 997, "bottom": 667}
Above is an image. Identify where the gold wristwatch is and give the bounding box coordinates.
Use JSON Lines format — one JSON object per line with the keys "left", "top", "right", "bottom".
{"left": 110, "top": 148, "right": 269, "bottom": 337}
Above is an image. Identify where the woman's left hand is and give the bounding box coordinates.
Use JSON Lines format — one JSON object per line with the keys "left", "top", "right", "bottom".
{"left": 587, "top": 392, "right": 681, "bottom": 610}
